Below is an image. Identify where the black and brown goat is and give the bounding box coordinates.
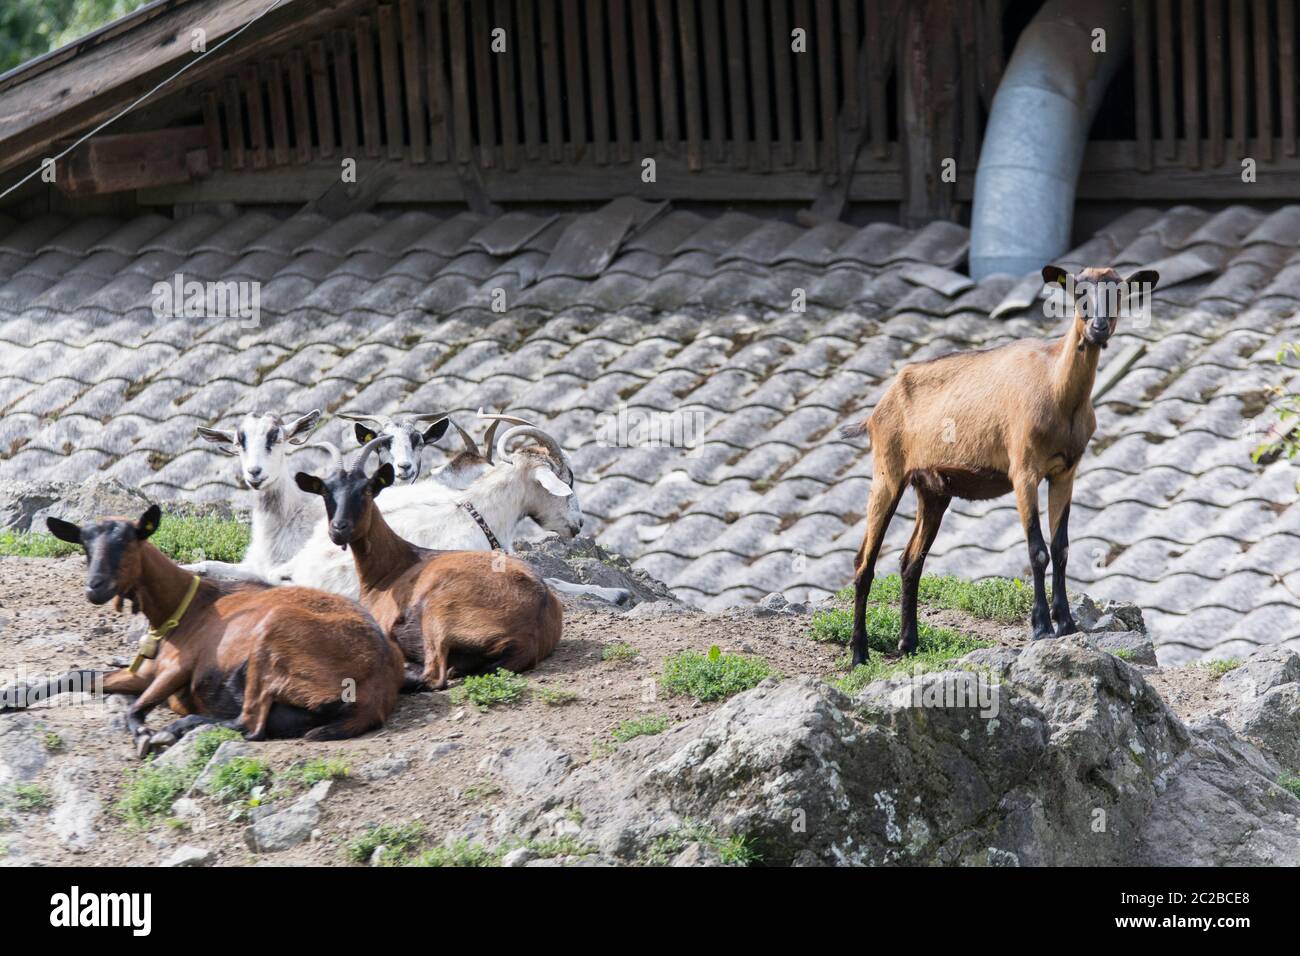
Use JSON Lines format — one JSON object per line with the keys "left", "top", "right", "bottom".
{"left": 5, "top": 506, "right": 404, "bottom": 756}
{"left": 295, "top": 436, "right": 563, "bottom": 690}
{"left": 841, "top": 265, "right": 1158, "bottom": 665}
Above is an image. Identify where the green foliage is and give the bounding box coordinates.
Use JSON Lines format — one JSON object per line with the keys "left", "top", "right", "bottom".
{"left": 1203, "top": 658, "right": 1242, "bottom": 679}
{"left": 611, "top": 714, "right": 671, "bottom": 743}
{"left": 281, "top": 758, "right": 350, "bottom": 787}
{"left": 601, "top": 643, "right": 640, "bottom": 663}
{"left": 1, "top": 1, "right": 151, "bottom": 74}
{"left": 449, "top": 669, "right": 527, "bottom": 710}
{"left": 536, "top": 687, "right": 578, "bottom": 706}
{"left": 461, "top": 781, "right": 501, "bottom": 801}
{"left": 347, "top": 822, "right": 425, "bottom": 865}
{"left": 1279, "top": 771, "right": 1300, "bottom": 800}
{"left": 643, "top": 821, "right": 759, "bottom": 866}
{"left": 114, "top": 727, "right": 243, "bottom": 828}
{"left": 5, "top": 783, "right": 51, "bottom": 811}
{"left": 1251, "top": 343, "right": 1300, "bottom": 471}
{"left": 208, "top": 756, "right": 270, "bottom": 802}
{"left": 661, "top": 648, "right": 774, "bottom": 702}
{"left": 409, "top": 839, "right": 503, "bottom": 868}
{"left": 833, "top": 573, "right": 1035, "bottom": 622}
{"left": 42, "top": 732, "right": 64, "bottom": 753}
{"left": 0, "top": 515, "right": 248, "bottom": 564}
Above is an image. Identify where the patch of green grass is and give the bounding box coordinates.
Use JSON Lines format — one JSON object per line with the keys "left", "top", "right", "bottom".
{"left": 537, "top": 687, "right": 578, "bottom": 707}
{"left": 449, "top": 669, "right": 528, "bottom": 710}
{"left": 642, "top": 821, "right": 759, "bottom": 866}
{"left": 114, "top": 727, "right": 248, "bottom": 828}
{"left": 611, "top": 714, "right": 672, "bottom": 743}
{"left": 1203, "top": 658, "right": 1242, "bottom": 679}
{"left": 601, "top": 643, "right": 640, "bottom": 663}
{"left": 660, "top": 647, "right": 775, "bottom": 703}
{"left": 1278, "top": 771, "right": 1300, "bottom": 800}
{"left": 208, "top": 756, "right": 270, "bottom": 802}
{"left": 516, "top": 836, "right": 593, "bottom": 859}
{"left": 282, "top": 758, "right": 350, "bottom": 787}
{"left": 347, "top": 822, "right": 426, "bottom": 865}
{"left": 6, "top": 783, "right": 51, "bottom": 811}
{"left": 461, "top": 781, "right": 502, "bottom": 802}
{"left": 0, "top": 515, "right": 249, "bottom": 564}
{"left": 410, "top": 839, "right": 503, "bottom": 868}
{"left": 42, "top": 731, "right": 64, "bottom": 753}
{"left": 834, "top": 573, "right": 1035, "bottom": 622}
{"left": 1111, "top": 648, "right": 1136, "bottom": 661}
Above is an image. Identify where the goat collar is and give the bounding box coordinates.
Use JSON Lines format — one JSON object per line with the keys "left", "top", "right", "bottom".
{"left": 460, "top": 500, "right": 503, "bottom": 551}
{"left": 129, "top": 574, "right": 201, "bottom": 674}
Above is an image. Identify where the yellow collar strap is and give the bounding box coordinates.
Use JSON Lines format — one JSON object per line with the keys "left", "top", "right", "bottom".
{"left": 128, "top": 575, "right": 201, "bottom": 674}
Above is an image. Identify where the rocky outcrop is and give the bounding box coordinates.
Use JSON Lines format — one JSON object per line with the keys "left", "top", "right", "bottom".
{"left": 513, "top": 535, "right": 685, "bottom": 607}
{"left": 1214, "top": 646, "right": 1300, "bottom": 774}
{"left": 496, "top": 638, "right": 1300, "bottom": 866}
{"left": 0, "top": 478, "right": 238, "bottom": 531}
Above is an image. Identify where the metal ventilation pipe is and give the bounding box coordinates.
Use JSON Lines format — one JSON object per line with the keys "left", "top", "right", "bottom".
{"left": 969, "top": 0, "right": 1133, "bottom": 279}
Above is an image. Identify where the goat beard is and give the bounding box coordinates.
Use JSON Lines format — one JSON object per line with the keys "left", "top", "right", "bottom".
{"left": 112, "top": 590, "right": 141, "bottom": 615}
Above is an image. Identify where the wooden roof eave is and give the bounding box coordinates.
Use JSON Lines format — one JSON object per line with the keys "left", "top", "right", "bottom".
{"left": 0, "top": 0, "right": 366, "bottom": 179}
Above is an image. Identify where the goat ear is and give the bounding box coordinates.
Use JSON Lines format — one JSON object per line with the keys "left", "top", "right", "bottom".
{"left": 196, "top": 426, "right": 238, "bottom": 455}
{"left": 136, "top": 505, "right": 161, "bottom": 540}
{"left": 354, "top": 422, "right": 377, "bottom": 445}
{"left": 370, "top": 463, "right": 395, "bottom": 494}
{"left": 421, "top": 418, "right": 449, "bottom": 444}
{"left": 295, "top": 472, "right": 325, "bottom": 496}
{"left": 45, "top": 516, "right": 82, "bottom": 544}
{"left": 534, "top": 467, "right": 573, "bottom": 497}
{"left": 285, "top": 410, "right": 322, "bottom": 445}
{"left": 1125, "top": 269, "right": 1159, "bottom": 292}
{"left": 1041, "top": 265, "right": 1070, "bottom": 288}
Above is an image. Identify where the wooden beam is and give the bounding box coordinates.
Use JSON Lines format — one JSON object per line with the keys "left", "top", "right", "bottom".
{"left": 59, "top": 126, "right": 209, "bottom": 196}
{"left": 138, "top": 149, "right": 906, "bottom": 205}
{"left": 400, "top": 0, "right": 429, "bottom": 164}
{"left": 899, "top": 0, "right": 959, "bottom": 226}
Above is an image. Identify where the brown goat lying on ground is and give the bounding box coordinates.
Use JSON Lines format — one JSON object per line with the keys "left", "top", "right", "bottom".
{"left": 841, "top": 265, "right": 1158, "bottom": 666}
{"left": 295, "top": 436, "right": 563, "bottom": 690}
{"left": 3, "top": 506, "right": 404, "bottom": 757}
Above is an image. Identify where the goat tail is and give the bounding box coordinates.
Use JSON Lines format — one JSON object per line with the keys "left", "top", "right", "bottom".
{"left": 839, "top": 415, "right": 872, "bottom": 446}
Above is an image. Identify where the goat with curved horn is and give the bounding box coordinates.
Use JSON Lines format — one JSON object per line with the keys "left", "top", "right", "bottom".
{"left": 477, "top": 409, "right": 538, "bottom": 465}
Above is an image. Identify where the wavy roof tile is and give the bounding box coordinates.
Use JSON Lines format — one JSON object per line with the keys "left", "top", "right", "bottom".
{"left": 0, "top": 200, "right": 1296, "bottom": 664}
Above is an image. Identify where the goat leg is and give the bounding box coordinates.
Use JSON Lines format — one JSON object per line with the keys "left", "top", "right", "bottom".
{"left": 1048, "top": 484, "right": 1078, "bottom": 636}
{"left": 1014, "top": 479, "right": 1054, "bottom": 641}
{"left": 897, "top": 491, "right": 950, "bottom": 655}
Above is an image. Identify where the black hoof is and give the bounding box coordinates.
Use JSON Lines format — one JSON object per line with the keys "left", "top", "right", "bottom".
{"left": 850, "top": 650, "right": 869, "bottom": 668}
{"left": 896, "top": 639, "right": 918, "bottom": 656}
{"left": 1055, "top": 618, "right": 1078, "bottom": 637}
{"left": 1031, "top": 628, "right": 1054, "bottom": 641}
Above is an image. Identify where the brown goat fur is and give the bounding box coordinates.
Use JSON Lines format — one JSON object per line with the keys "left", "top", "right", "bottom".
{"left": 841, "top": 265, "right": 1158, "bottom": 665}
{"left": 18, "top": 506, "right": 404, "bottom": 757}
{"left": 296, "top": 441, "right": 563, "bottom": 690}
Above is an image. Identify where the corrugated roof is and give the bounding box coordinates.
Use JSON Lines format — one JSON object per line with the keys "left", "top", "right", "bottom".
{"left": 0, "top": 200, "right": 1296, "bottom": 665}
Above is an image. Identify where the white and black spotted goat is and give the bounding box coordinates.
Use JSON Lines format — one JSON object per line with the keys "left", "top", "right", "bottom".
{"left": 337, "top": 411, "right": 451, "bottom": 483}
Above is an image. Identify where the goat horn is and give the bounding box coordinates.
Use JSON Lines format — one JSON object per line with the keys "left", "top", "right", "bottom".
{"left": 305, "top": 441, "right": 346, "bottom": 471}
{"left": 477, "top": 409, "right": 538, "bottom": 464}
{"left": 449, "top": 421, "right": 481, "bottom": 458}
{"left": 336, "top": 412, "right": 385, "bottom": 424}
{"left": 410, "top": 412, "right": 450, "bottom": 422}
{"left": 495, "top": 424, "right": 566, "bottom": 469}
{"left": 351, "top": 433, "right": 393, "bottom": 473}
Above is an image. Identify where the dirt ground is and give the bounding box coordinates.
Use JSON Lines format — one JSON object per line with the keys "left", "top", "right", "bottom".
{"left": 0, "top": 555, "right": 1207, "bottom": 867}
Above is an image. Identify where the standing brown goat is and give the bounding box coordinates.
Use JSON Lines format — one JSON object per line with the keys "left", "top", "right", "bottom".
{"left": 5, "top": 506, "right": 404, "bottom": 756}
{"left": 295, "top": 436, "right": 563, "bottom": 690}
{"left": 841, "top": 265, "right": 1158, "bottom": 665}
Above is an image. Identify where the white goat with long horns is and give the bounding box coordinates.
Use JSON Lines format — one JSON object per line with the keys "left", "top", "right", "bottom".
{"left": 185, "top": 410, "right": 323, "bottom": 580}
{"left": 271, "top": 413, "right": 628, "bottom": 604}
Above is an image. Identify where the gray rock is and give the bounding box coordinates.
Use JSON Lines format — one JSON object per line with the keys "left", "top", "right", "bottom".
{"left": 479, "top": 738, "right": 572, "bottom": 793}
{"left": 0, "top": 478, "right": 238, "bottom": 532}
{"left": 758, "top": 592, "right": 789, "bottom": 611}
{"left": 1069, "top": 594, "right": 1146, "bottom": 634}
{"left": 190, "top": 740, "right": 256, "bottom": 795}
{"left": 243, "top": 782, "right": 332, "bottom": 853}
{"left": 425, "top": 741, "right": 462, "bottom": 763}
{"left": 359, "top": 754, "right": 410, "bottom": 781}
{"left": 1089, "top": 630, "right": 1158, "bottom": 666}
{"left": 514, "top": 535, "right": 683, "bottom": 607}
{"left": 161, "top": 845, "right": 214, "bottom": 867}
{"left": 622, "top": 600, "right": 697, "bottom": 620}
{"left": 48, "top": 758, "right": 102, "bottom": 851}
{"left": 498, "top": 639, "right": 1300, "bottom": 866}
{"left": 501, "top": 847, "right": 538, "bottom": 867}
{"left": 670, "top": 842, "right": 724, "bottom": 867}
{"left": 0, "top": 716, "right": 48, "bottom": 786}
{"left": 1218, "top": 647, "right": 1300, "bottom": 703}
{"left": 153, "top": 726, "right": 231, "bottom": 768}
